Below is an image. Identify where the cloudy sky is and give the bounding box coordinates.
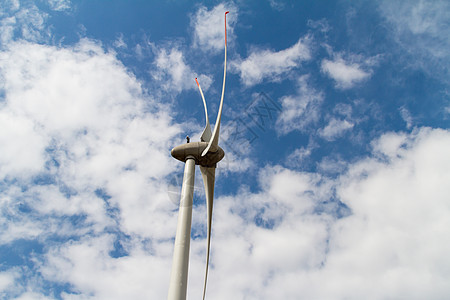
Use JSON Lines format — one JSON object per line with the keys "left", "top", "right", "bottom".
{"left": 1, "top": 0, "right": 450, "bottom": 299}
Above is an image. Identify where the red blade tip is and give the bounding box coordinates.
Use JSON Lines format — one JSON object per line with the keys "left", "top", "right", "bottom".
{"left": 225, "top": 11, "right": 229, "bottom": 14}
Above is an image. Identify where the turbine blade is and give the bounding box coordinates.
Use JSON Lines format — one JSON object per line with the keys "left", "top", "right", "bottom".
{"left": 199, "top": 166, "right": 216, "bottom": 300}
{"left": 202, "top": 11, "right": 229, "bottom": 156}
{"left": 196, "top": 78, "right": 212, "bottom": 142}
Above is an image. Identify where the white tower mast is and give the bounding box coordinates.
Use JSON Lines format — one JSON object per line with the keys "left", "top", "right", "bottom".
{"left": 167, "top": 156, "right": 195, "bottom": 300}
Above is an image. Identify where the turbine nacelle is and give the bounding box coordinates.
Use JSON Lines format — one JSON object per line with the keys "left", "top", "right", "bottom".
{"left": 171, "top": 142, "right": 224, "bottom": 167}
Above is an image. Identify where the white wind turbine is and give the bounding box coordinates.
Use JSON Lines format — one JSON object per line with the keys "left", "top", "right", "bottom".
{"left": 167, "top": 11, "right": 229, "bottom": 300}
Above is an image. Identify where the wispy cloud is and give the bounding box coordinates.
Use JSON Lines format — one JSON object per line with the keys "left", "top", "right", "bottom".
{"left": 319, "top": 118, "right": 354, "bottom": 141}
{"left": 285, "top": 138, "right": 318, "bottom": 169}
{"left": 268, "top": 0, "right": 285, "bottom": 11}
{"left": 231, "top": 36, "right": 311, "bottom": 86}
{"left": 399, "top": 106, "right": 413, "bottom": 129}
{"left": 287, "top": 143, "right": 315, "bottom": 165}
{"left": 46, "top": 0, "right": 71, "bottom": 11}
{"left": 379, "top": 0, "right": 450, "bottom": 81}
{"left": 153, "top": 46, "right": 212, "bottom": 94}
{"left": 113, "top": 33, "right": 127, "bottom": 49}
{"left": 276, "top": 75, "right": 323, "bottom": 135}
{"left": 0, "top": 1, "right": 51, "bottom": 44}
{"left": 191, "top": 3, "right": 237, "bottom": 52}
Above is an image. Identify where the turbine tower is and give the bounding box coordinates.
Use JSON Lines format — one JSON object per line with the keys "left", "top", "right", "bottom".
{"left": 167, "top": 11, "right": 229, "bottom": 300}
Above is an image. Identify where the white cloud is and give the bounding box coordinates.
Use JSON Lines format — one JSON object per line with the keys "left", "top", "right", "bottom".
{"left": 319, "top": 118, "right": 354, "bottom": 141}
{"left": 113, "top": 33, "right": 127, "bottom": 49}
{"left": 276, "top": 75, "right": 324, "bottom": 134}
{"left": 380, "top": 0, "right": 449, "bottom": 52}
{"left": 199, "top": 165, "right": 334, "bottom": 299}
{"left": 46, "top": 0, "right": 71, "bottom": 11}
{"left": 317, "top": 156, "right": 348, "bottom": 175}
{"left": 13, "top": 292, "right": 54, "bottom": 300}
{"left": 153, "top": 47, "right": 212, "bottom": 94}
{"left": 10, "top": 3, "right": 50, "bottom": 43}
{"left": 287, "top": 146, "right": 313, "bottom": 164}
{"left": 1, "top": 2, "right": 449, "bottom": 299}
{"left": 379, "top": 0, "right": 450, "bottom": 81}
{"left": 0, "top": 0, "right": 20, "bottom": 12}
{"left": 187, "top": 127, "right": 450, "bottom": 299}
{"left": 0, "top": 16, "right": 16, "bottom": 45}
{"left": 0, "top": 0, "right": 68, "bottom": 46}
{"left": 321, "top": 57, "right": 371, "bottom": 89}
{"left": 231, "top": 36, "right": 311, "bottom": 86}
{"left": 191, "top": 3, "right": 237, "bottom": 52}
{"left": 268, "top": 0, "right": 285, "bottom": 11}
{"left": 154, "top": 47, "right": 191, "bottom": 92}
{"left": 371, "top": 130, "right": 410, "bottom": 161}
{"left": 333, "top": 102, "right": 353, "bottom": 118}
{"left": 329, "top": 128, "right": 450, "bottom": 299}
{"left": 0, "top": 39, "right": 183, "bottom": 295}
{"left": 40, "top": 235, "right": 172, "bottom": 299}
{"left": 0, "top": 112, "right": 48, "bottom": 180}
{"left": 307, "top": 18, "right": 331, "bottom": 33}
{"left": 399, "top": 106, "right": 413, "bottom": 129}
{"left": 0, "top": 271, "right": 15, "bottom": 292}
{"left": 216, "top": 151, "right": 253, "bottom": 174}
{"left": 2, "top": 40, "right": 449, "bottom": 300}
{"left": 286, "top": 138, "right": 318, "bottom": 168}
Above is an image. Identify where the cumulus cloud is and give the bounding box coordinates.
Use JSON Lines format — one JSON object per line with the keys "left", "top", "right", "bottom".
{"left": 0, "top": 112, "right": 47, "bottom": 180}
{"left": 2, "top": 39, "right": 449, "bottom": 300}
{"left": 276, "top": 75, "right": 324, "bottom": 134}
{"left": 191, "top": 127, "right": 450, "bottom": 299}
{"left": 0, "top": 39, "right": 183, "bottom": 296}
{"left": 0, "top": 16, "right": 16, "bottom": 45}
{"left": 2, "top": 2, "right": 449, "bottom": 299}
{"left": 40, "top": 234, "right": 172, "bottom": 299}
{"left": 0, "top": 271, "right": 15, "bottom": 292}
{"left": 231, "top": 36, "right": 311, "bottom": 86}
{"left": 329, "top": 128, "right": 450, "bottom": 299}
{"left": 191, "top": 3, "right": 237, "bottom": 52}
{"left": 321, "top": 56, "right": 371, "bottom": 89}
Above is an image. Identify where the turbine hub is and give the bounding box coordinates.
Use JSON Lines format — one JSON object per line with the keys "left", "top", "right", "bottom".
{"left": 171, "top": 142, "right": 225, "bottom": 167}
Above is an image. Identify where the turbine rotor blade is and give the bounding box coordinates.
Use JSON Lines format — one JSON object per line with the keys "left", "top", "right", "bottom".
{"left": 199, "top": 166, "right": 216, "bottom": 300}
{"left": 202, "top": 11, "right": 229, "bottom": 156}
{"left": 196, "top": 78, "right": 212, "bottom": 142}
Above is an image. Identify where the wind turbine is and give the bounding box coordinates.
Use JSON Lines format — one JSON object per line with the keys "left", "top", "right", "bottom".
{"left": 167, "top": 11, "right": 229, "bottom": 300}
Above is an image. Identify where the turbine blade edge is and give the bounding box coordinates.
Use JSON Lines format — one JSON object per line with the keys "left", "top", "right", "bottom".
{"left": 196, "top": 78, "right": 212, "bottom": 142}
{"left": 200, "top": 166, "right": 216, "bottom": 300}
{"left": 202, "top": 11, "right": 228, "bottom": 156}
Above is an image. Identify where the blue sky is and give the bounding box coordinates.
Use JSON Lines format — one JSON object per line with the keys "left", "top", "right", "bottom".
{"left": 1, "top": 0, "right": 450, "bottom": 299}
